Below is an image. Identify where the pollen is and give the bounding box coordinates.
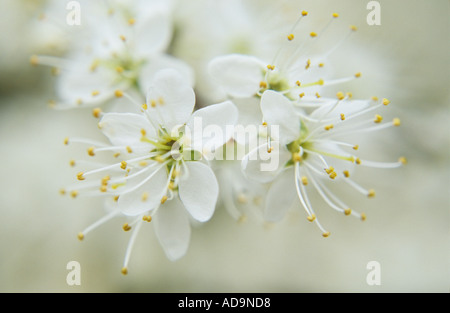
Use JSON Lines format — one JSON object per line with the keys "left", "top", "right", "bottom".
{"left": 340, "top": 113, "right": 346, "bottom": 120}
{"left": 305, "top": 59, "right": 311, "bottom": 70}
{"left": 301, "top": 10, "right": 308, "bottom": 16}
{"left": 337, "top": 91, "right": 345, "bottom": 100}
{"left": 382, "top": 98, "right": 390, "bottom": 106}
{"left": 398, "top": 156, "right": 407, "bottom": 165}
{"left": 122, "top": 223, "right": 132, "bottom": 232}
{"left": 116, "top": 66, "right": 124, "bottom": 73}
{"left": 101, "top": 175, "right": 110, "bottom": 185}
{"left": 292, "top": 152, "right": 302, "bottom": 162}
{"left": 142, "top": 103, "right": 148, "bottom": 110}
{"left": 344, "top": 208, "right": 352, "bottom": 216}
{"left": 350, "top": 25, "right": 358, "bottom": 31}
{"left": 267, "top": 64, "right": 275, "bottom": 71}
{"left": 113, "top": 195, "right": 119, "bottom": 202}
{"left": 368, "top": 189, "right": 376, "bottom": 198}
{"left": 393, "top": 118, "right": 401, "bottom": 126}
{"left": 119, "top": 35, "right": 126, "bottom": 42}
{"left": 92, "top": 108, "right": 102, "bottom": 118}
{"left": 91, "top": 90, "right": 100, "bottom": 97}
{"left": 355, "top": 72, "right": 362, "bottom": 78}
{"left": 77, "top": 233, "right": 84, "bottom": 241}
{"left": 87, "top": 147, "right": 95, "bottom": 156}
{"left": 310, "top": 31, "right": 317, "bottom": 38}
{"left": 30, "top": 55, "right": 39, "bottom": 66}
{"left": 158, "top": 97, "right": 165, "bottom": 105}
{"left": 301, "top": 176, "right": 308, "bottom": 185}
{"left": 259, "top": 81, "right": 267, "bottom": 89}
{"left": 315, "top": 92, "right": 321, "bottom": 98}
{"left": 143, "top": 215, "right": 152, "bottom": 222}
{"left": 374, "top": 114, "right": 383, "bottom": 123}
{"left": 70, "top": 190, "right": 78, "bottom": 198}
{"left": 121, "top": 267, "right": 128, "bottom": 275}
{"left": 329, "top": 172, "right": 337, "bottom": 179}
{"left": 128, "top": 18, "right": 135, "bottom": 25}
{"left": 126, "top": 146, "right": 133, "bottom": 153}
{"left": 325, "top": 167, "right": 335, "bottom": 174}
{"left": 77, "top": 172, "right": 85, "bottom": 181}
{"left": 296, "top": 81, "right": 301, "bottom": 86}
{"left": 332, "top": 13, "right": 339, "bottom": 18}
{"left": 353, "top": 145, "right": 359, "bottom": 150}
{"left": 120, "top": 161, "right": 127, "bottom": 170}
{"left": 287, "top": 33, "right": 295, "bottom": 41}
{"left": 307, "top": 214, "right": 316, "bottom": 222}
{"left": 155, "top": 155, "right": 165, "bottom": 163}
{"left": 299, "top": 92, "right": 305, "bottom": 98}
{"left": 372, "top": 96, "right": 379, "bottom": 101}
{"left": 69, "top": 160, "right": 76, "bottom": 167}
{"left": 141, "top": 192, "right": 149, "bottom": 202}
{"left": 59, "top": 188, "right": 66, "bottom": 195}
{"left": 99, "top": 185, "right": 107, "bottom": 193}
{"left": 161, "top": 195, "right": 168, "bottom": 204}
{"left": 361, "top": 213, "right": 367, "bottom": 221}
{"left": 114, "top": 90, "right": 124, "bottom": 98}
{"left": 113, "top": 152, "right": 121, "bottom": 158}
{"left": 322, "top": 232, "right": 331, "bottom": 238}
{"left": 343, "top": 170, "right": 350, "bottom": 178}
{"left": 355, "top": 157, "right": 361, "bottom": 165}
{"left": 324, "top": 124, "right": 334, "bottom": 131}
{"left": 319, "top": 63, "right": 324, "bottom": 67}
{"left": 64, "top": 137, "right": 69, "bottom": 145}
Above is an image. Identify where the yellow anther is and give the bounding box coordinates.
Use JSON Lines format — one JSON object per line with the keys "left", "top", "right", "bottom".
{"left": 296, "top": 81, "right": 301, "bottom": 87}
{"left": 141, "top": 192, "right": 149, "bottom": 202}
{"left": 262, "top": 122, "right": 268, "bottom": 127}
{"left": 128, "top": 18, "right": 135, "bottom": 25}
{"left": 336, "top": 91, "right": 345, "bottom": 100}
{"left": 59, "top": 188, "right": 66, "bottom": 195}
{"left": 332, "top": 13, "right": 339, "bottom": 18}
{"left": 374, "top": 114, "right": 383, "bottom": 123}
{"left": 77, "top": 233, "right": 84, "bottom": 241}
{"left": 325, "top": 167, "right": 335, "bottom": 174}
{"left": 155, "top": 155, "right": 165, "bottom": 163}
{"left": 259, "top": 81, "right": 267, "bottom": 89}
{"left": 343, "top": 170, "right": 350, "bottom": 178}
{"left": 168, "top": 181, "right": 176, "bottom": 190}
{"left": 361, "top": 213, "right": 367, "bottom": 221}
{"left": 292, "top": 153, "right": 302, "bottom": 162}
{"left": 87, "top": 147, "right": 95, "bottom": 156}
{"left": 30, "top": 55, "right": 39, "bottom": 66}
{"left": 99, "top": 185, "right": 107, "bottom": 193}
{"left": 121, "top": 267, "right": 128, "bottom": 275}
{"left": 372, "top": 96, "right": 379, "bottom": 101}
{"left": 119, "top": 35, "right": 126, "bottom": 42}
{"left": 398, "top": 156, "right": 407, "bottom": 165}
{"left": 76, "top": 98, "right": 83, "bottom": 106}
{"left": 120, "top": 161, "right": 127, "bottom": 170}
{"left": 138, "top": 161, "right": 148, "bottom": 167}
{"left": 322, "top": 232, "right": 331, "bottom": 238}
{"left": 267, "top": 64, "right": 275, "bottom": 70}
{"left": 237, "top": 194, "right": 248, "bottom": 204}
{"left": 329, "top": 171, "right": 337, "bottom": 179}
{"left": 126, "top": 146, "right": 133, "bottom": 153}
{"left": 107, "top": 8, "right": 115, "bottom": 15}
{"left": 317, "top": 78, "right": 324, "bottom": 85}
{"left": 267, "top": 147, "right": 274, "bottom": 153}
{"left": 150, "top": 100, "right": 157, "bottom": 107}
{"left": 368, "top": 189, "right": 376, "bottom": 198}
{"left": 355, "top": 157, "right": 361, "bottom": 165}
{"left": 91, "top": 90, "right": 100, "bottom": 97}
{"left": 310, "top": 32, "right": 317, "bottom": 38}
{"left": 122, "top": 223, "right": 131, "bottom": 232}
{"left": 287, "top": 33, "right": 295, "bottom": 41}
{"left": 116, "top": 66, "right": 124, "bottom": 73}
{"left": 113, "top": 195, "right": 119, "bottom": 202}
{"left": 305, "top": 59, "right": 311, "bottom": 70}
{"left": 301, "top": 10, "right": 308, "bottom": 16}
{"left": 64, "top": 137, "right": 69, "bottom": 145}
{"left": 301, "top": 176, "right": 308, "bottom": 186}
{"left": 114, "top": 90, "right": 123, "bottom": 98}
{"left": 353, "top": 145, "right": 359, "bottom": 150}
{"left": 393, "top": 118, "right": 401, "bottom": 126}
{"left": 315, "top": 92, "right": 321, "bottom": 98}
{"left": 69, "top": 160, "right": 76, "bottom": 167}
{"left": 47, "top": 100, "right": 56, "bottom": 108}
{"left": 172, "top": 169, "right": 180, "bottom": 178}
{"left": 158, "top": 97, "right": 165, "bottom": 105}
{"left": 238, "top": 215, "right": 248, "bottom": 224}
{"left": 307, "top": 214, "right": 316, "bottom": 222}
{"left": 101, "top": 175, "right": 110, "bottom": 185}
{"left": 350, "top": 25, "right": 358, "bottom": 31}
{"left": 51, "top": 67, "right": 60, "bottom": 76}
{"left": 344, "top": 208, "right": 352, "bottom": 216}
{"left": 113, "top": 152, "right": 121, "bottom": 158}
{"left": 77, "top": 172, "right": 85, "bottom": 181}
{"left": 346, "top": 92, "right": 353, "bottom": 98}
{"left": 92, "top": 107, "right": 102, "bottom": 118}
{"left": 70, "top": 190, "right": 78, "bottom": 198}
{"left": 140, "top": 129, "right": 147, "bottom": 137}
{"left": 142, "top": 103, "right": 148, "bottom": 110}
{"left": 160, "top": 195, "right": 168, "bottom": 204}
{"left": 324, "top": 124, "right": 334, "bottom": 131}
{"left": 340, "top": 113, "right": 346, "bottom": 121}
{"left": 299, "top": 92, "right": 305, "bottom": 98}
{"left": 318, "top": 63, "right": 324, "bottom": 67}
{"left": 382, "top": 98, "right": 390, "bottom": 106}
{"left": 355, "top": 72, "right": 362, "bottom": 78}
{"left": 143, "top": 215, "right": 152, "bottom": 222}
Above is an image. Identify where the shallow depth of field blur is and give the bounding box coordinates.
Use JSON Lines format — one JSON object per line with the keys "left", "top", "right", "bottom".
{"left": 0, "top": 0, "right": 448, "bottom": 292}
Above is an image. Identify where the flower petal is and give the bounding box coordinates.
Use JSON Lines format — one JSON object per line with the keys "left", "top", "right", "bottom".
{"left": 98, "top": 112, "right": 155, "bottom": 147}
{"left": 178, "top": 161, "right": 218, "bottom": 222}
{"left": 146, "top": 69, "right": 196, "bottom": 132}
{"left": 264, "top": 168, "right": 297, "bottom": 222}
{"left": 118, "top": 166, "right": 168, "bottom": 216}
{"left": 208, "top": 54, "right": 265, "bottom": 98}
{"left": 153, "top": 196, "right": 191, "bottom": 261}
{"left": 260, "top": 90, "right": 300, "bottom": 145}
{"left": 186, "top": 100, "right": 238, "bottom": 154}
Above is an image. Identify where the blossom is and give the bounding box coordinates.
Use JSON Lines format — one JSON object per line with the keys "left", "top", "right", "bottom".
{"left": 242, "top": 90, "right": 405, "bottom": 236}
{"left": 62, "top": 69, "right": 238, "bottom": 271}
{"left": 31, "top": 0, "right": 193, "bottom": 109}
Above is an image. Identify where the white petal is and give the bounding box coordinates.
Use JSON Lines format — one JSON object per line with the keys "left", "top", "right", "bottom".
{"left": 264, "top": 168, "right": 296, "bottom": 222}
{"left": 153, "top": 197, "right": 191, "bottom": 261}
{"left": 98, "top": 113, "right": 155, "bottom": 147}
{"left": 260, "top": 90, "right": 300, "bottom": 145}
{"left": 178, "top": 162, "right": 218, "bottom": 222}
{"left": 146, "top": 69, "right": 195, "bottom": 131}
{"left": 241, "top": 142, "right": 291, "bottom": 183}
{"left": 208, "top": 54, "right": 265, "bottom": 98}
{"left": 186, "top": 101, "right": 238, "bottom": 154}
{"left": 309, "top": 99, "right": 371, "bottom": 121}
{"left": 118, "top": 166, "right": 168, "bottom": 216}
{"left": 138, "top": 55, "right": 195, "bottom": 94}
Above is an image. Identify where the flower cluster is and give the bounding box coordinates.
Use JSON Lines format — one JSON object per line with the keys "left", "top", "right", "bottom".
{"left": 33, "top": 1, "right": 404, "bottom": 274}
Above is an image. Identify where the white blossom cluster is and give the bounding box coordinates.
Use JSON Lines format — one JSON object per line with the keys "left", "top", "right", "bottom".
{"left": 32, "top": 0, "right": 404, "bottom": 274}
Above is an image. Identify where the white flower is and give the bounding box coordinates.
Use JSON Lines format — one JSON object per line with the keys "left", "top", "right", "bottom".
{"left": 242, "top": 90, "right": 405, "bottom": 236}
{"left": 31, "top": 0, "right": 193, "bottom": 109}
{"left": 63, "top": 69, "right": 238, "bottom": 271}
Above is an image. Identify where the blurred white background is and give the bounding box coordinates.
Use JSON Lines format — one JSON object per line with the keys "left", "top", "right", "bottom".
{"left": 0, "top": 0, "right": 448, "bottom": 292}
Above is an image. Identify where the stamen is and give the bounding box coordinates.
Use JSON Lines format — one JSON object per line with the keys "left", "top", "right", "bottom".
{"left": 122, "top": 220, "right": 143, "bottom": 275}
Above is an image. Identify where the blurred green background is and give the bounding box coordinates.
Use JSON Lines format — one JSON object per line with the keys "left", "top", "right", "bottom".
{"left": 0, "top": 0, "right": 448, "bottom": 292}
